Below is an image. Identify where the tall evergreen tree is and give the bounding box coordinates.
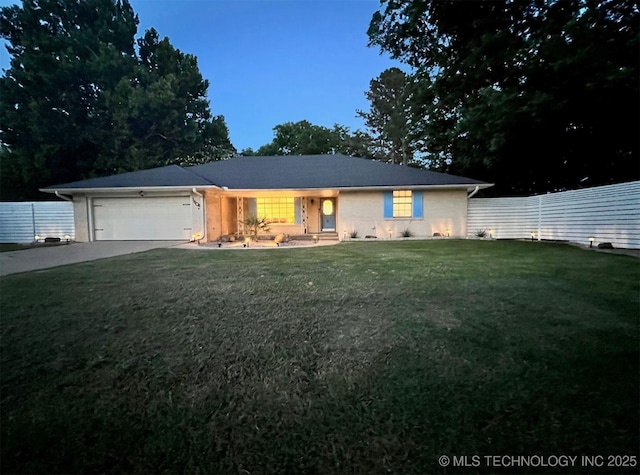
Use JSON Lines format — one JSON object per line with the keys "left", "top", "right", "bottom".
{"left": 357, "top": 67, "right": 424, "bottom": 166}
{"left": 0, "top": 0, "right": 234, "bottom": 200}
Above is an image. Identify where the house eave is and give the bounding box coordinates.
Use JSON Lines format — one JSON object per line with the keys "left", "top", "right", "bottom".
{"left": 218, "top": 183, "right": 493, "bottom": 193}
{"left": 335, "top": 183, "right": 494, "bottom": 192}
{"left": 40, "top": 185, "right": 221, "bottom": 194}
{"left": 40, "top": 182, "right": 493, "bottom": 195}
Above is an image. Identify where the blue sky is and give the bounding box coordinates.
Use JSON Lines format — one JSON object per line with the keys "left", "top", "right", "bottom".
{"left": 0, "top": 0, "right": 403, "bottom": 151}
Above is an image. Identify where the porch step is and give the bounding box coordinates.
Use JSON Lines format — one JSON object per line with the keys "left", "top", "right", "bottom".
{"left": 290, "top": 232, "right": 339, "bottom": 241}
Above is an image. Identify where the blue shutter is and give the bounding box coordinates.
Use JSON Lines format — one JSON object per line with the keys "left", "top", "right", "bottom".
{"left": 383, "top": 191, "right": 393, "bottom": 218}
{"left": 412, "top": 191, "right": 423, "bottom": 218}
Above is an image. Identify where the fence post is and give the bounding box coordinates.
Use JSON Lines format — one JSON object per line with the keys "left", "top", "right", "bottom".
{"left": 31, "top": 203, "right": 36, "bottom": 241}
{"left": 537, "top": 195, "right": 542, "bottom": 241}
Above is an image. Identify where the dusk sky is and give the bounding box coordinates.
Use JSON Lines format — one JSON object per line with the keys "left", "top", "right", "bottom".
{"left": 0, "top": 0, "right": 404, "bottom": 151}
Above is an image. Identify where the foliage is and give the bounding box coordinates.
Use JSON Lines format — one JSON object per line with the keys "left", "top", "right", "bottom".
{"left": 1, "top": 241, "right": 637, "bottom": 473}
{"left": 475, "top": 229, "right": 487, "bottom": 238}
{"left": 253, "top": 120, "right": 376, "bottom": 158}
{"left": 357, "top": 67, "right": 425, "bottom": 166}
{"left": 0, "top": 0, "right": 234, "bottom": 200}
{"left": 401, "top": 228, "right": 413, "bottom": 238}
{"left": 367, "top": 0, "right": 639, "bottom": 195}
{"left": 238, "top": 147, "right": 257, "bottom": 157}
{"left": 242, "top": 215, "right": 270, "bottom": 241}
{"left": 349, "top": 230, "right": 359, "bottom": 238}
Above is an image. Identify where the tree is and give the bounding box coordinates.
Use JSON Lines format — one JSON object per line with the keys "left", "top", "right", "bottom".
{"left": 238, "top": 147, "right": 257, "bottom": 157}
{"left": 357, "top": 67, "right": 424, "bottom": 166}
{"left": 265, "top": 120, "right": 339, "bottom": 155}
{"left": 253, "top": 120, "right": 376, "bottom": 158}
{"left": 367, "top": 0, "right": 639, "bottom": 195}
{"left": 0, "top": 0, "right": 234, "bottom": 200}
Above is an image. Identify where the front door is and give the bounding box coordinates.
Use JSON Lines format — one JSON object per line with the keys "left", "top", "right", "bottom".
{"left": 321, "top": 198, "right": 336, "bottom": 231}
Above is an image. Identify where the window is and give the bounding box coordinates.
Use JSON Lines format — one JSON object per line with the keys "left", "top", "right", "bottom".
{"left": 393, "top": 190, "right": 412, "bottom": 218}
{"left": 383, "top": 190, "right": 423, "bottom": 219}
{"left": 256, "top": 197, "right": 295, "bottom": 224}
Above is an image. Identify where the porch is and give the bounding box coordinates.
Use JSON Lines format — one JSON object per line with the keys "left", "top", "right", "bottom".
{"left": 204, "top": 190, "right": 339, "bottom": 242}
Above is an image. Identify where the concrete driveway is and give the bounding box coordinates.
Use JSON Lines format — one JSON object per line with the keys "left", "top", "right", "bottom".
{"left": 0, "top": 241, "right": 184, "bottom": 276}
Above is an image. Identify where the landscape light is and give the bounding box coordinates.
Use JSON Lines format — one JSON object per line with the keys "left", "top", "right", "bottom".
{"left": 34, "top": 235, "right": 40, "bottom": 242}
{"left": 447, "top": 228, "right": 452, "bottom": 237}
{"left": 589, "top": 236, "right": 595, "bottom": 248}
{"left": 313, "top": 235, "right": 318, "bottom": 244}
{"left": 65, "top": 234, "right": 70, "bottom": 244}
{"left": 388, "top": 229, "right": 393, "bottom": 239}
{"left": 530, "top": 231, "right": 536, "bottom": 241}
{"left": 488, "top": 229, "right": 493, "bottom": 239}
{"left": 244, "top": 237, "right": 250, "bottom": 248}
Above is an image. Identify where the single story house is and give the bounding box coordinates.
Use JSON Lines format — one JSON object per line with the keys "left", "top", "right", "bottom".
{"left": 41, "top": 154, "right": 492, "bottom": 242}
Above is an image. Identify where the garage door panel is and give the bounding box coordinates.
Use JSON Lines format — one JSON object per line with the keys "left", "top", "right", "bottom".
{"left": 93, "top": 197, "right": 192, "bottom": 240}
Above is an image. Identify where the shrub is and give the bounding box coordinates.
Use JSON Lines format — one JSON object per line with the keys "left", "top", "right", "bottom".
{"left": 350, "top": 230, "right": 359, "bottom": 238}
{"left": 401, "top": 228, "right": 413, "bottom": 238}
{"left": 475, "top": 229, "right": 487, "bottom": 238}
{"left": 243, "top": 215, "right": 270, "bottom": 241}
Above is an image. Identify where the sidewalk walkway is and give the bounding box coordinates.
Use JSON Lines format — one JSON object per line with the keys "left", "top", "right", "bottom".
{"left": 0, "top": 241, "right": 183, "bottom": 276}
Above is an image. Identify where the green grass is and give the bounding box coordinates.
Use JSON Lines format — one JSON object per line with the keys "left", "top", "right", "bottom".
{"left": 1, "top": 240, "right": 638, "bottom": 474}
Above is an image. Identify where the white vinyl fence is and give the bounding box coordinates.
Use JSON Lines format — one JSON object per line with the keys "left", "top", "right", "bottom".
{"left": 0, "top": 201, "right": 75, "bottom": 243}
{"left": 468, "top": 181, "right": 640, "bottom": 249}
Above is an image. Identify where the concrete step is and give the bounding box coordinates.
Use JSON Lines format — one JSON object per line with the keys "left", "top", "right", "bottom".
{"left": 290, "top": 233, "right": 339, "bottom": 241}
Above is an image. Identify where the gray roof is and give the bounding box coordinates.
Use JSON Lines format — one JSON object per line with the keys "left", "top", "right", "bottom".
{"left": 43, "top": 154, "right": 488, "bottom": 191}
{"left": 188, "top": 154, "right": 485, "bottom": 189}
{"left": 42, "top": 165, "right": 211, "bottom": 189}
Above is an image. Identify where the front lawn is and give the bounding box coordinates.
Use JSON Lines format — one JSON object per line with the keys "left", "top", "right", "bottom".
{"left": 1, "top": 240, "right": 638, "bottom": 473}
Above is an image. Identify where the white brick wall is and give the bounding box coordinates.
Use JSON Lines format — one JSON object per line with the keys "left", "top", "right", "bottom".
{"left": 339, "top": 189, "right": 469, "bottom": 239}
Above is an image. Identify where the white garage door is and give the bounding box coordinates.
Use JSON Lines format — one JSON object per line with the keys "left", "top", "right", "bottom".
{"left": 93, "top": 197, "right": 193, "bottom": 240}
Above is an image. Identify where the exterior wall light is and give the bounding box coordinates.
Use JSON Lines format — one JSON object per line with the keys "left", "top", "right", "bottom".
{"left": 589, "top": 236, "right": 595, "bottom": 248}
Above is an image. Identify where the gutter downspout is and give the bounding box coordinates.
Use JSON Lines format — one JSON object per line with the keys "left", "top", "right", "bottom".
{"left": 467, "top": 186, "right": 480, "bottom": 199}
{"left": 55, "top": 191, "right": 73, "bottom": 202}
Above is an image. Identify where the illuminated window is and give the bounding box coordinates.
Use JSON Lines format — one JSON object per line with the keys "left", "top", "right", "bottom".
{"left": 256, "top": 197, "right": 295, "bottom": 224}
{"left": 393, "top": 190, "right": 412, "bottom": 218}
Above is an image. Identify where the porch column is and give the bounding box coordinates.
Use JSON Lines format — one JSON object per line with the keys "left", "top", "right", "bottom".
{"left": 301, "top": 197, "right": 308, "bottom": 234}
{"left": 236, "top": 198, "right": 245, "bottom": 235}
